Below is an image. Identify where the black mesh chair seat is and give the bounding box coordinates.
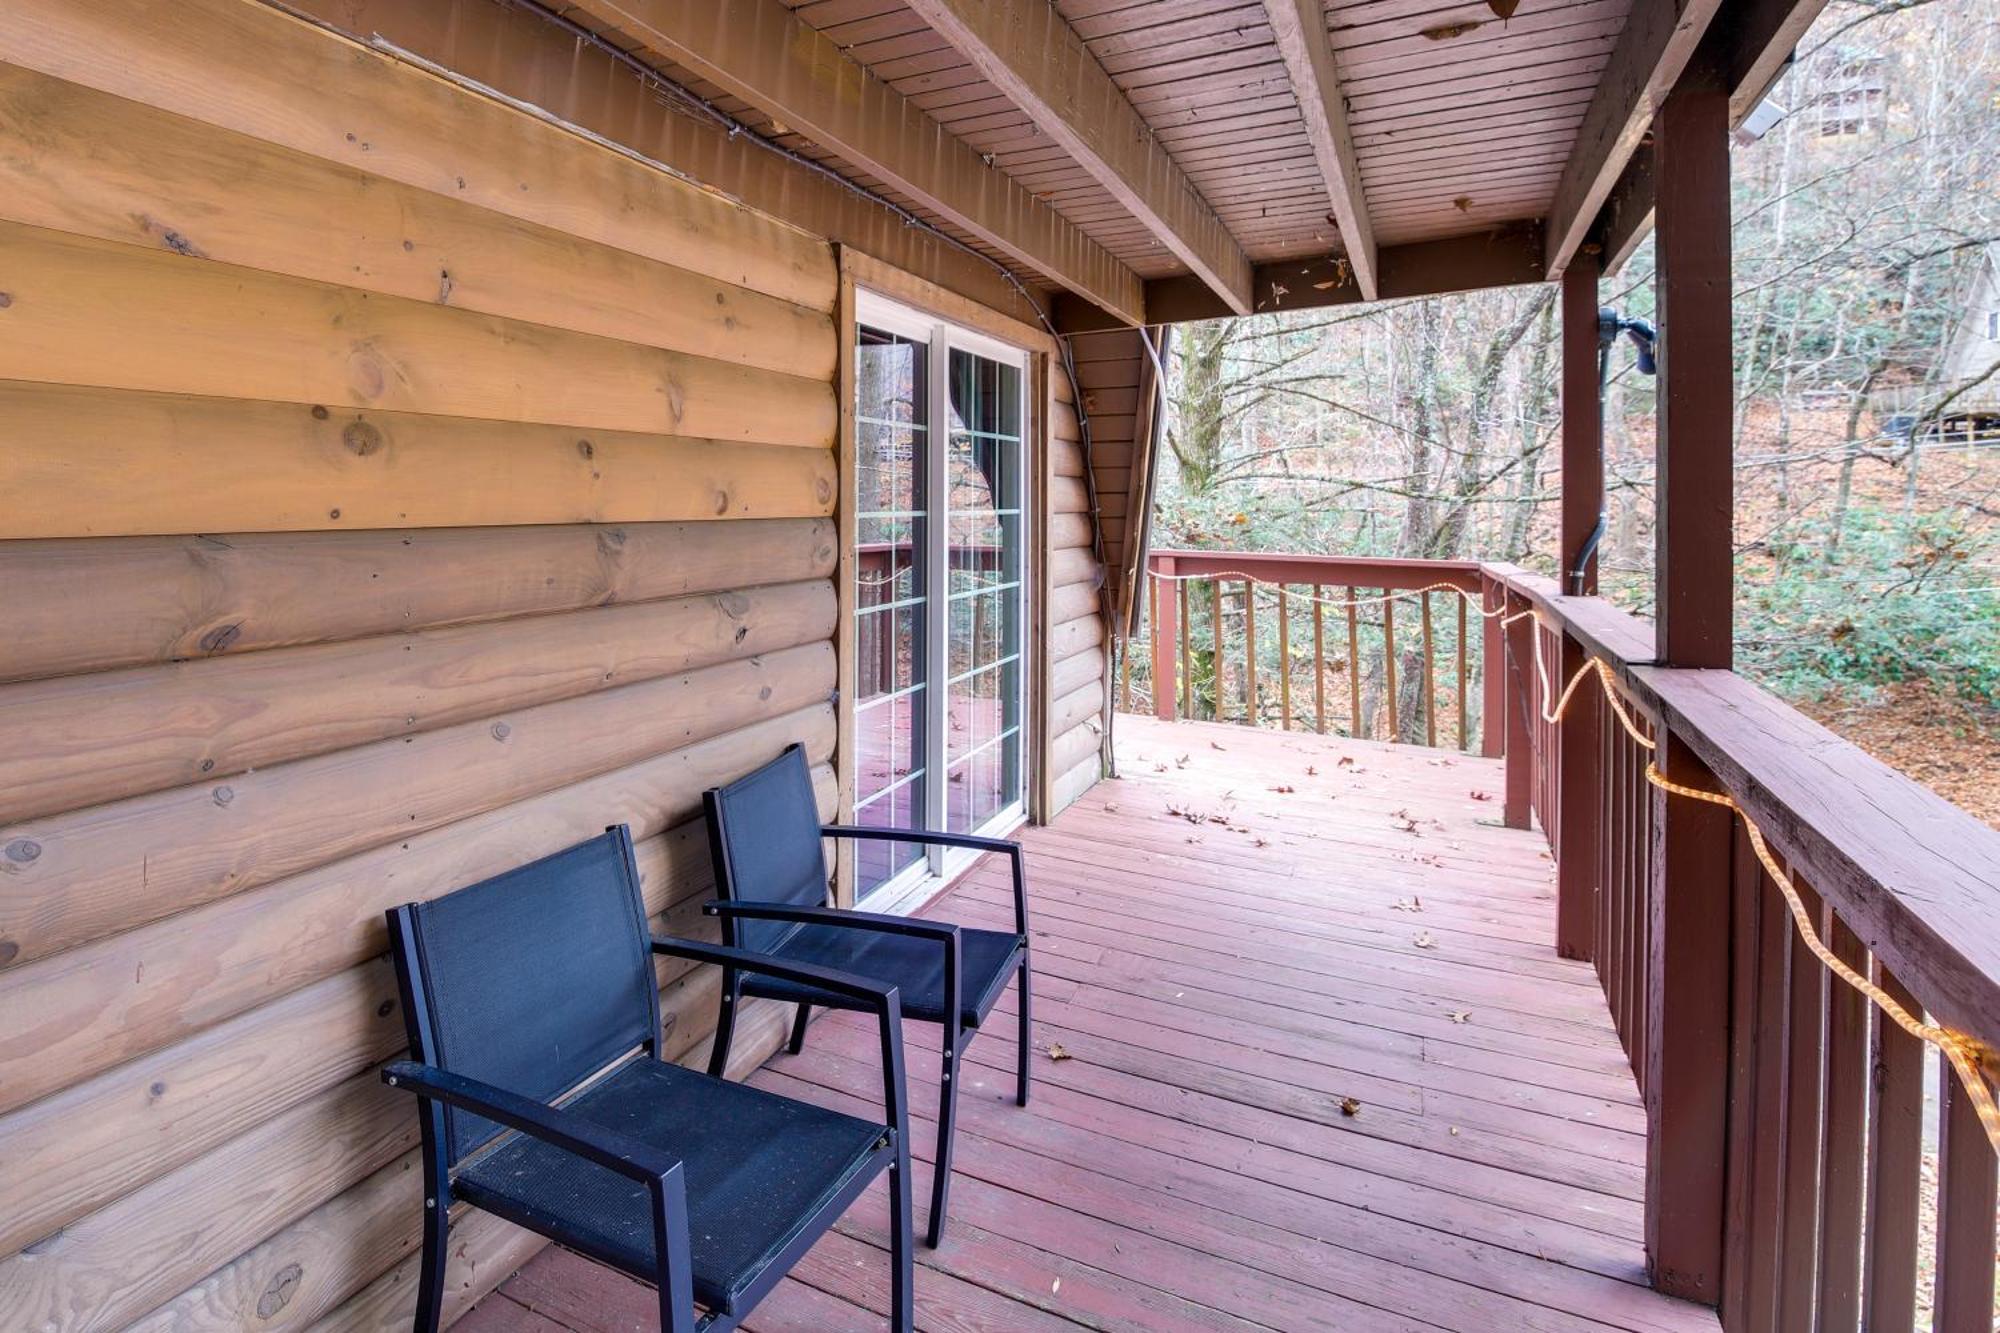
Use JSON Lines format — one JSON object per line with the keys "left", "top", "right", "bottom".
{"left": 456, "top": 1057, "right": 886, "bottom": 1313}
{"left": 742, "top": 923, "right": 1025, "bottom": 1028}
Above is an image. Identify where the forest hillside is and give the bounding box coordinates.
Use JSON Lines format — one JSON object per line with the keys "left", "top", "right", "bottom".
{"left": 1141, "top": 0, "right": 2000, "bottom": 822}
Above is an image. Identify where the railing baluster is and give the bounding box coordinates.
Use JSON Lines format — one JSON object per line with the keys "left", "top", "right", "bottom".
{"left": 1277, "top": 584, "right": 1292, "bottom": 731}
{"left": 1243, "top": 580, "right": 1258, "bottom": 726}
{"left": 1933, "top": 1047, "right": 1999, "bottom": 1330}
{"left": 1345, "top": 588, "right": 1361, "bottom": 740}
{"left": 1382, "top": 591, "right": 1399, "bottom": 744}
{"left": 1212, "top": 577, "right": 1225, "bottom": 722}
{"left": 1740, "top": 826, "right": 1792, "bottom": 1330}
{"left": 1817, "top": 910, "right": 1868, "bottom": 1325}
{"left": 1421, "top": 591, "right": 1437, "bottom": 748}
{"left": 1168, "top": 580, "right": 1184, "bottom": 720}
{"left": 1778, "top": 878, "right": 1828, "bottom": 1327}
{"left": 1863, "top": 963, "right": 1923, "bottom": 1333}
{"left": 1313, "top": 585, "right": 1326, "bottom": 734}
{"left": 1456, "top": 594, "right": 1469, "bottom": 751}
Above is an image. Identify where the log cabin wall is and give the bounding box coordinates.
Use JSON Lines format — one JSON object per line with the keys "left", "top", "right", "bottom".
{"left": 1048, "top": 360, "right": 1113, "bottom": 816}
{"left": 0, "top": 4, "right": 856, "bottom": 1327}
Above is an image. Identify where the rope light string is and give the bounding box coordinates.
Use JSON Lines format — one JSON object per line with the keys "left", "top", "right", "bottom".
{"left": 1142, "top": 565, "right": 2000, "bottom": 1152}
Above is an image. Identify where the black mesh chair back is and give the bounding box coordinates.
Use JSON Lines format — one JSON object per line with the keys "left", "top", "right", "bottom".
{"left": 392, "top": 827, "right": 659, "bottom": 1162}
{"left": 703, "top": 743, "right": 830, "bottom": 953}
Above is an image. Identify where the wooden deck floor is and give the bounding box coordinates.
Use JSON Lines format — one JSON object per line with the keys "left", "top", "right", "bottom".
{"left": 460, "top": 717, "right": 1719, "bottom": 1333}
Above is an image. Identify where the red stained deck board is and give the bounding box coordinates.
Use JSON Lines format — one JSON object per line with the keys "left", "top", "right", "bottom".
{"left": 459, "top": 718, "right": 1718, "bottom": 1332}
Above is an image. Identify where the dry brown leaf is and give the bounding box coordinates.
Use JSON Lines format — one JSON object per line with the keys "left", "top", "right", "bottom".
{"left": 1271, "top": 784, "right": 1296, "bottom": 794}
{"left": 1414, "top": 932, "right": 1437, "bottom": 950}
{"left": 1468, "top": 790, "right": 1494, "bottom": 802}
{"left": 1336, "top": 755, "right": 1356, "bottom": 768}
{"left": 1254, "top": 837, "right": 1271, "bottom": 848}
{"left": 1306, "top": 765, "right": 1319, "bottom": 776}
{"left": 1047, "top": 1043, "right": 1073, "bottom": 1062}
{"left": 1175, "top": 753, "right": 1191, "bottom": 768}
{"left": 1391, "top": 897, "right": 1424, "bottom": 913}
{"left": 1448, "top": 1010, "right": 1472, "bottom": 1024}
{"left": 1339, "top": 1096, "right": 1362, "bottom": 1117}
{"left": 1210, "top": 740, "right": 1227, "bottom": 751}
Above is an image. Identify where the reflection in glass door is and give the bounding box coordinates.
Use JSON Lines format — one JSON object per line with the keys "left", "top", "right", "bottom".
{"left": 852, "top": 296, "right": 1027, "bottom": 901}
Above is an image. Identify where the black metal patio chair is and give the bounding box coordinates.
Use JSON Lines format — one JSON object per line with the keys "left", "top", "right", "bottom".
{"left": 700, "top": 743, "right": 1032, "bottom": 1248}
{"left": 380, "top": 825, "right": 913, "bottom": 1333}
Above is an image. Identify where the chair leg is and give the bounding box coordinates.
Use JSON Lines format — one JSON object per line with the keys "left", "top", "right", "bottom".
{"left": 928, "top": 1030, "right": 961, "bottom": 1248}
{"left": 788, "top": 1002, "right": 811, "bottom": 1055}
{"left": 887, "top": 1137, "right": 915, "bottom": 1332}
{"left": 1016, "top": 955, "right": 1033, "bottom": 1107}
{"left": 412, "top": 1193, "right": 449, "bottom": 1333}
{"left": 706, "top": 973, "right": 742, "bottom": 1080}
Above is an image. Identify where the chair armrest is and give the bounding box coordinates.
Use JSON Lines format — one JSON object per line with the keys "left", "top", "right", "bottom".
{"left": 820, "top": 825, "right": 1032, "bottom": 939}
{"left": 652, "top": 935, "right": 913, "bottom": 1008}
{"left": 821, "top": 824, "right": 1017, "bottom": 856}
{"left": 381, "top": 1061, "right": 681, "bottom": 1184}
{"left": 703, "top": 900, "right": 960, "bottom": 942}
{"left": 652, "top": 935, "right": 911, "bottom": 1141}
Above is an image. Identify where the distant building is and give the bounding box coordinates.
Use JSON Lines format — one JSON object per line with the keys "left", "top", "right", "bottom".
{"left": 1873, "top": 246, "right": 2000, "bottom": 438}
{"left": 1810, "top": 49, "right": 1889, "bottom": 137}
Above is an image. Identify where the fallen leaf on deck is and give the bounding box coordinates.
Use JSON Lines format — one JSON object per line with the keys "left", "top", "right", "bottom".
{"left": 1210, "top": 741, "right": 1227, "bottom": 751}
{"left": 1391, "top": 897, "right": 1424, "bottom": 912}
{"left": 1254, "top": 837, "right": 1270, "bottom": 848}
{"left": 1271, "top": 784, "right": 1295, "bottom": 794}
{"left": 1449, "top": 1010, "right": 1472, "bottom": 1024}
{"left": 1047, "top": 1044, "right": 1073, "bottom": 1062}
{"left": 1104, "top": 803, "right": 1120, "bottom": 813}
{"left": 1336, "top": 756, "right": 1356, "bottom": 768}
{"left": 1053, "top": 1278, "right": 1062, "bottom": 1295}
{"left": 1339, "top": 1096, "right": 1362, "bottom": 1117}
{"left": 1175, "top": 754, "right": 1191, "bottom": 768}
{"left": 1306, "top": 765, "right": 1318, "bottom": 776}
{"left": 1414, "top": 932, "right": 1437, "bottom": 949}
{"left": 1469, "top": 790, "right": 1493, "bottom": 802}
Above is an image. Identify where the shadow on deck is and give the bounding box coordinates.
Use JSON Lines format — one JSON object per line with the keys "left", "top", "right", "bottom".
{"left": 462, "top": 716, "right": 1719, "bottom": 1333}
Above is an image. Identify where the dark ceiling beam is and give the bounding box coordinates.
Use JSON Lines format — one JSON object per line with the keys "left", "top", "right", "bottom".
{"left": 1587, "top": 0, "right": 1834, "bottom": 274}
{"left": 1055, "top": 222, "right": 1547, "bottom": 332}
{"left": 564, "top": 0, "right": 1146, "bottom": 325}
{"left": 1262, "top": 0, "right": 1378, "bottom": 301}
{"left": 1545, "top": 0, "right": 1727, "bottom": 279}
{"left": 903, "top": 0, "right": 1253, "bottom": 315}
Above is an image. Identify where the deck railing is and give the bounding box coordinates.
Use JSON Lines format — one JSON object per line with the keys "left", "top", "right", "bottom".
{"left": 1120, "top": 550, "right": 1501, "bottom": 755}
{"left": 1121, "top": 545, "right": 1999, "bottom": 1323}
{"left": 1481, "top": 561, "right": 2000, "bottom": 1330}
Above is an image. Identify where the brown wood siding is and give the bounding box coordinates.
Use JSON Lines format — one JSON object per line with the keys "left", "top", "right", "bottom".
{"left": 0, "top": 7, "right": 844, "bottom": 1329}
{"left": 1044, "top": 358, "right": 1111, "bottom": 815}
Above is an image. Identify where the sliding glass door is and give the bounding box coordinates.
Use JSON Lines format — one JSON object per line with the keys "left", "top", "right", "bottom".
{"left": 853, "top": 294, "right": 1027, "bottom": 902}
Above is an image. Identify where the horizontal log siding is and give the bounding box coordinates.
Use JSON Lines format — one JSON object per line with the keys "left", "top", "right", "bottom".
{"left": 1045, "top": 362, "right": 1110, "bottom": 817}
{"left": 0, "top": 9, "right": 842, "bottom": 1330}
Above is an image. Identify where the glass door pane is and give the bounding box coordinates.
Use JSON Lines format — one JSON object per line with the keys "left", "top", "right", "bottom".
{"left": 852, "top": 326, "right": 928, "bottom": 896}
{"left": 943, "top": 348, "right": 1024, "bottom": 834}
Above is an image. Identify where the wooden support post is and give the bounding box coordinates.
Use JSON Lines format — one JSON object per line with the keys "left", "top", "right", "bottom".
{"left": 1151, "top": 557, "right": 1178, "bottom": 721}
{"left": 1562, "top": 254, "right": 1604, "bottom": 597}
{"left": 1211, "top": 578, "right": 1225, "bottom": 721}
{"left": 1644, "top": 728, "right": 1735, "bottom": 1303}
{"left": 1654, "top": 59, "right": 1733, "bottom": 669}
{"left": 1481, "top": 578, "right": 1506, "bottom": 758}
{"left": 1501, "top": 593, "right": 1533, "bottom": 829}
{"left": 1641, "top": 56, "right": 1736, "bottom": 1307}
{"left": 1554, "top": 629, "right": 1599, "bottom": 959}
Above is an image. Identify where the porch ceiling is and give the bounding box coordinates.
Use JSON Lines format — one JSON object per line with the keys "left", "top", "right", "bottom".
{"left": 544, "top": 0, "right": 1824, "bottom": 324}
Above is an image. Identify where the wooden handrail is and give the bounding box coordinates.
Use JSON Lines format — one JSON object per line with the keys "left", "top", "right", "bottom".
{"left": 1479, "top": 558, "right": 1998, "bottom": 1329}
{"left": 1134, "top": 550, "right": 1490, "bottom": 749}
{"left": 1482, "top": 560, "right": 2000, "bottom": 1050}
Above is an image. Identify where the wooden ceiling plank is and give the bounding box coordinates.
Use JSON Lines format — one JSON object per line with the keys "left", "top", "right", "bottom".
{"left": 904, "top": 0, "right": 1255, "bottom": 314}
{"left": 1261, "top": 0, "right": 1379, "bottom": 300}
{"left": 565, "top": 0, "right": 1145, "bottom": 324}
{"left": 1544, "top": 0, "right": 1727, "bottom": 277}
